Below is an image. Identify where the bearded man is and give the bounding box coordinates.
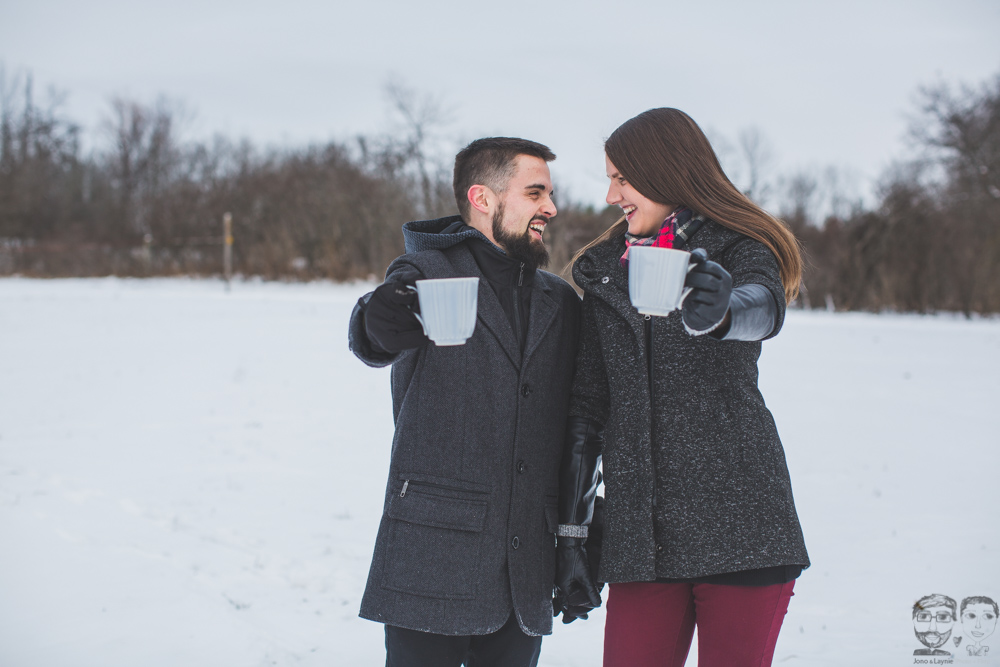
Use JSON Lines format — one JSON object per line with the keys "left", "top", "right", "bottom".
{"left": 348, "top": 137, "right": 581, "bottom": 667}
{"left": 912, "top": 593, "right": 957, "bottom": 656}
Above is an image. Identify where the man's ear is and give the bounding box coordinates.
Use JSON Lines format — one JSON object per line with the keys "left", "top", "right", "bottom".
{"left": 467, "top": 185, "right": 492, "bottom": 215}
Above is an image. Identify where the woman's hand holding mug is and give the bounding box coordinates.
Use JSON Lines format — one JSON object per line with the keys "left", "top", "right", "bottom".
{"left": 682, "top": 248, "right": 733, "bottom": 334}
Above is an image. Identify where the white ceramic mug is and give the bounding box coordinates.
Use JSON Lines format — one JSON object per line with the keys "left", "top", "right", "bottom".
{"left": 411, "top": 277, "right": 479, "bottom": 346}
{"left": 628, "top": 246, "right": 694, "bottom": 316}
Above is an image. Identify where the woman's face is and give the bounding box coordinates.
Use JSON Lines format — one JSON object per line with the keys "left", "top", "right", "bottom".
{"left": 962, "top": 603, "right": 998, "bottom": 644}
{"left": 605, "top": 155, "right": 676, "bottom": 237}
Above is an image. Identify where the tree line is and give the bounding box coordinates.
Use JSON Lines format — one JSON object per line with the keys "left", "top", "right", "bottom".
{"left": 1, "top": 69, "right": 998, "bottom": 314}
{"left": 785, "top": 76, "right": 1000, "bottom": 315}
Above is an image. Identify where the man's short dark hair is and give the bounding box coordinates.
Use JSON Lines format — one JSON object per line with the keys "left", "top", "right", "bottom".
{"left": 453, "top": 137, "right": 555, "bottom": 222}
{"left": 913, "top": 594, "right": 957, "bottom": 619}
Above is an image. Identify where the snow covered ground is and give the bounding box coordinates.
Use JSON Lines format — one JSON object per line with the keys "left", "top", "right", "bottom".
{"left": 1, "top": 277, "right": 998, "bottom": 666}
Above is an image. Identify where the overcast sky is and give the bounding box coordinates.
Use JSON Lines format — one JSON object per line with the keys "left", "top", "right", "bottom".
{"left": 2, "top": 0, "right": 999, "bottom": 210}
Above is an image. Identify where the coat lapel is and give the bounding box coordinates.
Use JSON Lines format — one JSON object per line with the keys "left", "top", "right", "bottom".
{"left": 523, "top": 281, "right": 558, "bottom": 366}
{"left": 576, "top": 239, "right": 647, "bottom": 350}
{"left": 452, "top": 249, "right": 521, "bottom": 367}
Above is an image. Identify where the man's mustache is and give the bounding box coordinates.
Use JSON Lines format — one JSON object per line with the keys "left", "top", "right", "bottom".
{"left": 918, "top": 631, "right": 948, "bottom": 646}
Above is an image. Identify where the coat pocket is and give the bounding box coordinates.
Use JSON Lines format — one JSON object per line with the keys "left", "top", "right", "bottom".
{"left": 381, "top": 478, "right": 488, "bottom": 600}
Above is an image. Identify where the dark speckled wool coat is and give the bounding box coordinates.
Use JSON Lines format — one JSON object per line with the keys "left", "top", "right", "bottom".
{"left": 349, "top": 218, "right": 581, "bottom": 637}
{"left": 569, "top": 220, "right": 809, "bottom": 583}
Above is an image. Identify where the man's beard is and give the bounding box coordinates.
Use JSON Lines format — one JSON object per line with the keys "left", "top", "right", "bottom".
{"left": 491, "top": 203, "right": 550, "bottom": 270}
{"left": 915, "top": 629, "right": 951, "bottom": 649}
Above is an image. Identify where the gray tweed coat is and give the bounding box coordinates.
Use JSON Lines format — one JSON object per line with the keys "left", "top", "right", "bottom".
{"left": 349, "top": 218, "right": 581, "bottom": 636}
{"left": 569, "top": 220, "right": 810, "bottom": 583}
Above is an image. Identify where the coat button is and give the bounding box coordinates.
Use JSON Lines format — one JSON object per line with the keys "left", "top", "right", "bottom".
{"left": 521, "top": 383, "right": 531, "bottom": 397}
{"left": 601, "top": 276, "right": 610, "bottom": 284}
{"left": 511, "top": 536, "right": 520, "bottom": 549}
{"left": 656, "top": 544, "right": 663, "bottom": 553}
{"left": 516, "top": 460, "right": 526, "bottom": 474}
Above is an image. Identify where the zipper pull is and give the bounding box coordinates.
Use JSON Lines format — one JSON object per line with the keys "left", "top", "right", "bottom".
{"left": 400, "top": 480, "right": 409, "bottom": 498}
{"left": 518, "top": 262, "right": 524, "bottom": 287}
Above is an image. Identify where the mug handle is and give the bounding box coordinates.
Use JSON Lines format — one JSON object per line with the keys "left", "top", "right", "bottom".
{"left": 678, "top": 263, "right": 696, "bottom": 307}
{"left": 403, "top": 285, "right": 427, "bottom": 333}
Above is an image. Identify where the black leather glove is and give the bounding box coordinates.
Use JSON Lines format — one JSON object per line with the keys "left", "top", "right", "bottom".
{"left": 554, "top": 417, "right": 603, "bottom": 623}
{"left": 554, "top": 495, "right": 606, "bottom": 624}
{"left": 363, "top": 280, "right": 427, "bottom": 353}
{"left": 683, "top": 248, "right": 733, "bottom": 334}
{"left": 555, "top": 603, "right": 593, "bottom": 624}
{"left": 554, "top": 535, "right": 599, "bottom": 623}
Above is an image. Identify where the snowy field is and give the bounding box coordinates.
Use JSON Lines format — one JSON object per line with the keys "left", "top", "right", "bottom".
{"left": 1, "top": 277, "right": 998, "bottom": 667}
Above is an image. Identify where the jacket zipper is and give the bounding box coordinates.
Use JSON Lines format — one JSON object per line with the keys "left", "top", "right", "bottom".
{"left": 400, "top": 478, "right": 488, "bottom": 498}
{"left": 644, "top": 315, "right": 654, "bottom": 402}
{"left": 513, "top": 262, "right": 524, "bottom": 347}
{"left": 644, "top": 314, "right": 659, "bottom": 526}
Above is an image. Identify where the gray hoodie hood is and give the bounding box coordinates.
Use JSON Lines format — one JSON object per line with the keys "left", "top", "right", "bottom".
{"left": 402, "top": 215, "right": 496, "bottom": 254}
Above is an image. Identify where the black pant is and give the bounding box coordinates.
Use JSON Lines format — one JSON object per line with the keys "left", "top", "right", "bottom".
{"left": 384, "top": 612, "right": 542, "bottom": 667}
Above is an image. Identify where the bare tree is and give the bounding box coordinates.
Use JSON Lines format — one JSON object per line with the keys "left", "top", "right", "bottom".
{"left": 101, "top": 97, "right": 184, "bottom": 237}
{"left": 738, "top": 127, "right": 774, "bottom": 204}
{"left": 0, "top": 66, "right": 82, "bottom": 241}
{"left": 383, "top": 77, "right": 454, "bottom": 218}
{"left": 911, "top": 75, "right": 1000, "bottom": 202}
{"left": 708, "top": 126, "right": 776, "bottom": 206}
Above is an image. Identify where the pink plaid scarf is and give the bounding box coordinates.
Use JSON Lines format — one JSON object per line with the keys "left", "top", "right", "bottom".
{"left": 620, "top": 207, "right": 691, "bottom": 267}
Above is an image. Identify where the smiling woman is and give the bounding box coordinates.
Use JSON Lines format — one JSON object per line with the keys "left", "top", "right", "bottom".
{"left": 554, "top": 108, "right": 809, "bottom": 667}
{"left": 573, "top": 108, "right": 801, "bottom": 304}
{"left": 604, "top": 155, "right": 675, "bottom": 238}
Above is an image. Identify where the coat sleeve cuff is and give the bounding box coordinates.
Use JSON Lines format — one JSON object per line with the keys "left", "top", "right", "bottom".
{"left": 683, "top": 314, "right": 728, "bottom": 337}
{"left": 557, "top": 524, "right": 590, "bottom": 538}
{"left": 348, "top": 293, "right": 399, "bottom": 368}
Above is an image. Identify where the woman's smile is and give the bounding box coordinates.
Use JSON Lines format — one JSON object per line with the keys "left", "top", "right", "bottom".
{"left": 605, "top": 155, "right": 675, "bottom": 236}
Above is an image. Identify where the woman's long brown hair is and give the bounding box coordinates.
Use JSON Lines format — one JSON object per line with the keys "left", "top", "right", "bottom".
{"left": 570, "top": 108, "right": 802, "bottom": 303}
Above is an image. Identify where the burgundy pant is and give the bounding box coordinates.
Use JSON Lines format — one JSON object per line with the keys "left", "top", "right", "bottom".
{"left": 603, "top": 580, "right": 795, "bottom": 667}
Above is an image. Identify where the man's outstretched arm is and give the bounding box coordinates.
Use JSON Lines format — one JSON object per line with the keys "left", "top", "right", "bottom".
{"left": 348, "top": 265, "right": 426, "bottom": 367}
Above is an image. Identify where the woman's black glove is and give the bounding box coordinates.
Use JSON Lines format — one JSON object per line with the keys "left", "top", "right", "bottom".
{"left": 363, "top": 280, "right": 427, "bottom": 353}
{"left": 554, "top": 495, "right": 605, "bottom": 623}
{"left": 683, "top": 248, "right": 733, "bottom": 334}
{"left": 554, "top": 535, "right": 601, "bottom": 623}
{"left": 553, "top": 416, "right": 603, "bottom": 623}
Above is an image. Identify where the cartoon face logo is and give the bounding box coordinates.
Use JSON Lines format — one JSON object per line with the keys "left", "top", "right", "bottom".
{"left": 961, "top": 596, "right": 998, "bottom": 655}
{"left": 913, "top": 594, "right": 957, "bottom": 656}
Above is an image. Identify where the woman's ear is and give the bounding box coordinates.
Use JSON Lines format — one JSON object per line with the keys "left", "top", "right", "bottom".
{"left": 467, "top": 185, "right": 492, "bottom": 215}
